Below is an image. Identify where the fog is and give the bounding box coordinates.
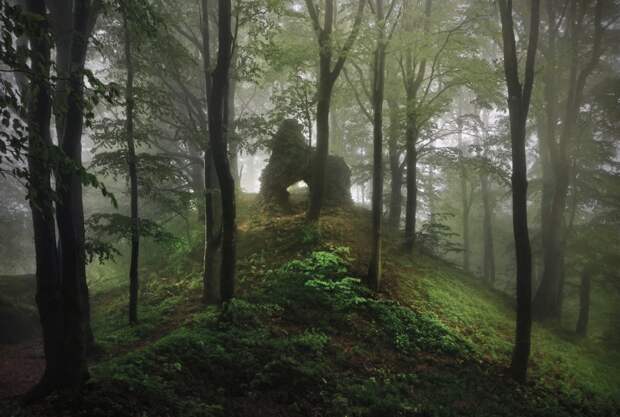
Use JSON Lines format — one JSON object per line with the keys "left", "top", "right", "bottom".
{"left": 0, "top": 0, "right": 619, "bottom": 412}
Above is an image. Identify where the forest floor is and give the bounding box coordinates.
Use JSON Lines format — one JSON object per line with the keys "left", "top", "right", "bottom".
{"left": 1, "top": 193, "right": 619, "bottom": 416}
{"left": 0, "top": 339, "right": 44, "bottom": 399}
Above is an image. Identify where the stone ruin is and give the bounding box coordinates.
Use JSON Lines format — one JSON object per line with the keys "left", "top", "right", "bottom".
{"left": 260, "top": 119, "right": 352, "bottom": 208}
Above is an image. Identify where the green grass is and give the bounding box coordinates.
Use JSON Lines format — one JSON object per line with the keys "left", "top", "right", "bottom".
{"left": 393, "top": 255, "right": 620, "bottom": 403}
{"left": 2, "top": 196, "right": 618, "bottom": 417}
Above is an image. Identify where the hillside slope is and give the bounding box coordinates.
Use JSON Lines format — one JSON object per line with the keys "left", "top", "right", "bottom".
{"left": 1, "top": 195, "right": 618, "bottom": 417}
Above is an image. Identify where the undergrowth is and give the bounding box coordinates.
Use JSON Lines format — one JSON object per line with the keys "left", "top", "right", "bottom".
{"left": 4, "top": 245, "right": 617, "bottom": 417}
{"left": 2, "top": 202, "right": 618, "bottom": 417}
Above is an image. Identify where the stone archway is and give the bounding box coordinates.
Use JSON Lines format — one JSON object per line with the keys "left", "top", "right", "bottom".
{"left": 260, "top": 119, "right": 351, "bottom": 208}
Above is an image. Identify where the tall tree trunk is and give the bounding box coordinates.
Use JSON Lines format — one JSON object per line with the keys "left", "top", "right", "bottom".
{"left": 208, "top": 0, "right": 236, "bottom": 303}
{"left": 47, "top": 0, "right": 73, "bottom": 143}
{"left": 498, "top": 0, "right": 540, "bottom": 383}
{"left": 228, "top": 76, "right": 240, "bottom": 187}
{"left": 201, "top": 0, "right": 223, "bottom": 304}
{"left": 54, "top": 0, "right": 101, "bottom": 389}
{"left": 367, "top": 0, "right": 386, "bottom": 291}
{"left": 305, "top": 0, "right": 365, "bottom": 221}
{"left": 22, "top": 0, "right": 63, "bottom": 398}
{"left": 403, "top": 109, "right": 417, "bottom": 251}
{"left": 330, "top": 109, "right": 343, "bottom": 157}
{"left": 480, "top": 172, "right": 496, "bottom": 285}
{"left": 387, "top": 98, "right": 402, "bottom": 231}
{"left": 188, "top": 141, "right": 206, "bottom": 220}
{"left": 576, "top": 267, "right": 591, "bottom": 337}
{"left": 457, "top": 119, "right": 470, "bottom": 272}
{"left": 534, "top": 0, "right": 603, "bottom": 321}
{"left": 203, "top": 150, "right": 222, "bottom": 304}
{"left": 402, "top": 0, "right": 431, "bottom": 251}
{"left": 122, "top": 6, "right": 140, "bottom": 324}
{"left": 307, "top": 54, "right": 333, "bottom": 221}
{"left": 536, "top": 114, "right": 553, "bottom": 289}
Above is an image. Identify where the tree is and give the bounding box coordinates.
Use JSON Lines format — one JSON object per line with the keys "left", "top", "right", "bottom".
{"left": 121, "top": 1, "right": 140, "bottom": 324}
{"left": 52, "top": 0, "right": 103, "bottom": 369}
{"left": 11, "top": 0, "right": 104, "bottom": 399}
{"left": 201, "top": 0, "right": 223, "bottom": 304}
{"left": 367, "top": 0, "right": 388, "bottom": 290}
{"left": 395, "top": 0, "right": 475, "bottom": 251}
{"left": 207, "top": 0, "right": 236, "bottom": 303}
{"left": 386, "top": 94, "right": 404, "bottom": 231}
{"left": 478, "top": 110, "right": 497, "bottom": 285}
{"left": 19, "top": 0, "right": 63, "bottom": 399}
{"left": 402, "top": 0, "right": 432, "bottom": 251}
{"left": 497, "top": 0, "right": 540, "bottom": 382}
{"left": 304, "top": 0, "right": 365, "bottom": 221}
{"left": 533, "top": 0, "right": 605, "bottom": 321}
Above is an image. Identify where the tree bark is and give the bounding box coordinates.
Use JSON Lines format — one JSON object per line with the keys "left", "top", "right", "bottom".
{"left": 201, "top": 0, "right": 223, "bottom": 304}
{"left": 533, "top": 0, "right": 603, "bottom": 321}
{"left": 203, "top": 150, "right": 222, "bottom": 304}
{"left": 367, "top": 0, "right": 386, "bottom": 291}
{"left": 122, "top": 5, "right": 140, "bottom": 324}
{"left": 228, "top": 76, "right": 240, "bottom": 187}
{"left": 402, "top": 0, "right": 431, "bottom": 251}
{"left": 480, "top": 172, "right": 495, "bottom": 285}
{"left": 22, "top": 0, "right": 64, "bottom": 398}
{"left": 54, "top": 0, "right": 99, "bottom": 388}
{"left": 498, "top": 0, "right": 540, "bottom": 383}
{"left": 403, "top": 109, "right": 418, "bottom": 251}
{"left": 307, "top": 18, "right": 334, "bottom": 221}
{"left": 305, "top": 0, "right": 365, "bottom": 221}
{"left": 576, "top": 267, "right": 591, "bottom": 337}
{"left": 208, "top": 0, "right": 236, "bottom": 303}
{"left": 457, "top": 118, "right": 470, "bottom": 272}
{"left": 387, "top": 98, "right": 402, "bottom": 232}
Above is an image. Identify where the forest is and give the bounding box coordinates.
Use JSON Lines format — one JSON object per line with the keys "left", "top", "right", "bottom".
{"left": 0, "top": 0, "right": 619, "bottom": 416}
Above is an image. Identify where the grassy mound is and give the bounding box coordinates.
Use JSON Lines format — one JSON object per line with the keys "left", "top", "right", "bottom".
{"left": 1, "top": 197, "right": 618, "bottom": 416}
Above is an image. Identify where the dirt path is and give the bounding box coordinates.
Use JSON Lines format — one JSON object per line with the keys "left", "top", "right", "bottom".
{"left": 0, "top": 339, "right": 44, "bottom": 400}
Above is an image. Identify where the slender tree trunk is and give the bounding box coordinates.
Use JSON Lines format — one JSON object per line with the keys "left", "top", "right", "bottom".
{"left": 228, "top": 76, "right": 240, "bottom": 187}
{"left": 368, "top": 0, "right": 386, "bottom": 291}
{"left": 533, "top": 1, "right": 565, "bottom": 320}
{"left": 480, "top": 172, "right": 496, "bottom": 285}
{"left": 402, "top": 0, "right": 431, "bottom": 251}
{"left": 534, "top": 0, "right": 603, "bottom": 321}
{"left": 404, "top": 109, "right": 418, "bottom": 251}
{"left": 576, "top": 267, "right": 591, "bottom": 337}
{"left": 387, "top": 99, "right": 402, "bottom": 231}
{"left": 506, "top": 93, "right": 533, "bottom": 385}
{"left": 307, "top": 57, "right": 333, "bottom": 221}
{"left": 498, "top": 0, "right": 540, "bottom": 383}
{"left": 208, "top": 0, "right": 236, "bottom": 302}
{"left": 305, "top": 0, "right": 365, "bottom": 221}
{"left": 122, "top": 6, "right": 140, "bottom": 324}
{"left": 201, "top": 0, "right": 223, "bottom": 304}
{"left": 330, "top": 109, "right": 343, "bottom": 157}
{"left": 203, "top": 150, "right": 222, "bottom": 304}
{"left": 457, "top": 119, "right": 470, "bottom": 272}
{"left": 22, "top": 0, "right": 63, "bottom": 398}
{"left": 188, "top": 141, "right": 206, "bottom": 220}
{"left": 537, "top": 116, "right": 554, "bottom": 288}
{"left": 48, "top": 0, "right": 73, "bottom": 143}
